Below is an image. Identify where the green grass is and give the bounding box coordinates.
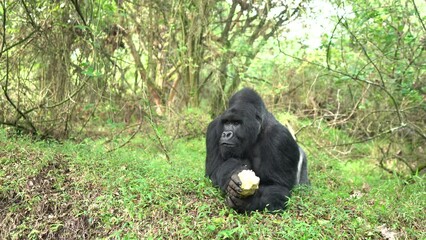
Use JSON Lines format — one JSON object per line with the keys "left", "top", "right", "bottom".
{"left": 0, "top": 120, "right": 425, "bottom": 239}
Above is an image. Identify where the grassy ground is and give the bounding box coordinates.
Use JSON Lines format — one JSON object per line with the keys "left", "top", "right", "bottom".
{"left": 0, "top": 118, "right": 425, "bottom": 239}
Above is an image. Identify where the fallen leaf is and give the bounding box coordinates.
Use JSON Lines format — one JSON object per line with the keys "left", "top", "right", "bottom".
{"left": 377, "top": 224, "right": 398, "bottom": 240}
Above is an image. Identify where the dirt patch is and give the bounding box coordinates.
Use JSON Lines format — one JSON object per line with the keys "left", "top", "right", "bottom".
{"left": 0, "top": 153, "right": 103, "bottom": 239}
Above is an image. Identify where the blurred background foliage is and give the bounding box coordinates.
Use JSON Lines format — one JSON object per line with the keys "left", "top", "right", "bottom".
{"left": 0, "top": 0, "right": 425, "bottom": 176}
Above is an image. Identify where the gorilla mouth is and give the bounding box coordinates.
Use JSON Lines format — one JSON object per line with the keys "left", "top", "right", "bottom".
{"left": 220, "top": 142, "right": 236, "bottom": 148}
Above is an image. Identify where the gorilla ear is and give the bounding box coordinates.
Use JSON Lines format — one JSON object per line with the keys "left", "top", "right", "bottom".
{"left": 255, "top": 114, "right": 262, "bottom": 123}
{"left": 255, "top": 114, "right": 263, "bottom": 133}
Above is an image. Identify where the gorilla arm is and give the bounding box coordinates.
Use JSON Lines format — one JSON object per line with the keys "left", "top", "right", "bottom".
{"left": 226, "top": 184, "right": 291, "bottom": 212}
{"left": 225, "top": 164, "right": 295, "bottom": 212}
{"left": 226, "top": 124, "right": 300, "bottom": 212}
{"left": 205, "top": 120, "right": 249, "bottom": 192}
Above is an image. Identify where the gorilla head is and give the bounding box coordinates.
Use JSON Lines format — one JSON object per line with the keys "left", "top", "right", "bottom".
{"left": 219, "top": 89, "right": 266, "bottom": 159}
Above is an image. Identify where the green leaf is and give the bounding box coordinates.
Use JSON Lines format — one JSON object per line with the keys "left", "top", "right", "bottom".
{"left": 82, "top": 66, "right": 103, "bottom": 77}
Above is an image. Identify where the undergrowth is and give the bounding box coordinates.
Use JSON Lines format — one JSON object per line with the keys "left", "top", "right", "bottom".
{"left": 0, "top": 116, "right": 424, "bottom": 239}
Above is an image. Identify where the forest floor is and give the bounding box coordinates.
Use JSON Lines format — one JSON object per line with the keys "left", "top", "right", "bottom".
{"left": 0, "top": 115, "right": 425, "bottom": 239}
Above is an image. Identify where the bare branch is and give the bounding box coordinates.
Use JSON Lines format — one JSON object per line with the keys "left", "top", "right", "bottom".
{"left": 220, "top": 0, "right": 238, "bottom": 44}
{"left": 1, "top": 54, "right": 37, "bottom": 134}
{"left": 20, "top": 0, "right": 38, "bottom": 29}
{"left": 411, "top": 0, "right": 426, "bottom": 32}
{"left": 326, "top": 16, "right": 344, "bottom": 70}
{"left": 321, "top": 124, "right": 407, "bottom": 148}
{"left": 0, "top": 1, "right": 6, "bottom": 57}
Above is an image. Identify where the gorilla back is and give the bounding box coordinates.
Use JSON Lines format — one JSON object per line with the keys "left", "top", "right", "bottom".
{"left": 205, "top": 88, "right": 309, "bottom": 212}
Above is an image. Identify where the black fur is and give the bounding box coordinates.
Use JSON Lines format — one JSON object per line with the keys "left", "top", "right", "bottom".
{"left": 205, "top": 88, "right": 309, "bottom": 212}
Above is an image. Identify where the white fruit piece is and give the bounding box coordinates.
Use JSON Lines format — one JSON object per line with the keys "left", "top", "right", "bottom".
{"left": 238, "top": 170, "right": 260, "bottom": 197}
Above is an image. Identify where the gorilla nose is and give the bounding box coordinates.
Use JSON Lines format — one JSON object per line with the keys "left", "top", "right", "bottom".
{"left": 221, "top": 131, "right": 233, "bottom": 140}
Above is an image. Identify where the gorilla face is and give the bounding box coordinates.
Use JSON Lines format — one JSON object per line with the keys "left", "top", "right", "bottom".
{"left": 219, "top": 105, "right": 262, "bottom": 159}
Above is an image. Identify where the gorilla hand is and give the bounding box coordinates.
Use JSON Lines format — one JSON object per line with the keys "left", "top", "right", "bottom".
{"left": 226, "top": 193, "right": 252, "bottom": 212}
{"left": 226, "top": 171, "right": 243, "bottom": 198}
{"left": 227, "top": 169, "right": 259, "bottom": 197}
{"left": 225, "top": 170, "right": 257, "bottom": 212}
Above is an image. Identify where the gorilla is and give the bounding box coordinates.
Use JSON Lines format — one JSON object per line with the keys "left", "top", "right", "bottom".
{"left": 205, "top": 88, "right": 309, "bottom": 212}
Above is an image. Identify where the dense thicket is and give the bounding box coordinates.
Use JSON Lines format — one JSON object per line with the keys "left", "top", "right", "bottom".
{"left": 0, "top": 0, "right": 424, "bottom": 175}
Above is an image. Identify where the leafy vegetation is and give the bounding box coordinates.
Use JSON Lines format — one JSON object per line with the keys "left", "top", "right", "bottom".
{"left": 1, "top": 0, "right": 425, "bottom": 238}
{"left": 1, "top": 118, "right": 424, "bottom": 238}
{"left": 1, "top": 0, "right": 424, "bottom": 175}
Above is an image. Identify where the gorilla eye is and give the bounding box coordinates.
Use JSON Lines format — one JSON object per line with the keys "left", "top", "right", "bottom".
{"left": 223, "top": 120, "right": 241, "bottom": 125}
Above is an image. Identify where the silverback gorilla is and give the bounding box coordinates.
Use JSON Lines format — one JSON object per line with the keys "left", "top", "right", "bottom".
{"left": 205, "top": 88, "right": 309, "bottom": 212}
